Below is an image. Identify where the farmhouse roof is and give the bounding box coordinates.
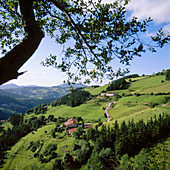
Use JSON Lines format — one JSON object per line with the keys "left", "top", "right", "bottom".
{"left": 68, "top": 128, "right": 77, "bottom": 135}
{"left": 64, "top": 118, "right": 77, "bottom": 126}
{"left": 106, "top": 92, "right": 114, "bottom": 94}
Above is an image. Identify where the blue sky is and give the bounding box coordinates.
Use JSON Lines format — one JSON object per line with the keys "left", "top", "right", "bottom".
{"left": 4, "top": 0, "right": 170, "bottom": 86}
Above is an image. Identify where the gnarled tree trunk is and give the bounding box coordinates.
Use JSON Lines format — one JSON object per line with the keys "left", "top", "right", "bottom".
{"left": 0, "top": 0, "right": 44, "bottom": 85}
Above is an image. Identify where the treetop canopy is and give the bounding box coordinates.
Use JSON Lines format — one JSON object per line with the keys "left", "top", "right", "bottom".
{"left": 0, "top": 0, "right": 169, "bottom": 84}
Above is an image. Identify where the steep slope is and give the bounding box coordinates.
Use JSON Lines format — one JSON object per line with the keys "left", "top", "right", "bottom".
{"left": 1, "top": 73, "right": 170, "bottom": 169}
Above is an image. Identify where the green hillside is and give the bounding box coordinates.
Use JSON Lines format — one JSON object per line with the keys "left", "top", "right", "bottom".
{"left": 129, "top": 75, "right": 170, "bottom": 93}
{"left": 85, "top": 75, "right": 170, "bottom": 95}
{"left": 0, "top": 84, "right": 87, "bottom": 119}
{"left": 0, "top": 73, "right": 170, "bottom": 169}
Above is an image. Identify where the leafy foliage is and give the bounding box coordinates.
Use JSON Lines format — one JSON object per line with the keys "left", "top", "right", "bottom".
{"left": 9, "top": 113, "right": 24, "bottom": 126}
{"left": 124, "top": 74, "right": 140, "bottom": 79}
{"left": 165, "top": 69, "right": 170, "bottom": 81}
{"left": 106, "top": 78, "right": 127, "bottom": 91}
{"left": 51, "top": 89, "right": 92, "bottom": 107}
{"left": 26, "top": 103, "right": 48, "bottom": 115}
{"left": 1, "top": 0, "right": 170, "bottom": 84}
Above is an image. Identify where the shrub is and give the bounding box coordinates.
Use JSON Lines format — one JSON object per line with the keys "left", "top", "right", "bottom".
{"left": 38, "top": 154, "right": 44, "bottom": 162}
{"left": 44, "top": 144, "right": 57, "bottom": 156}
{"left": 106, "top": 78, "right": 127, "bottom": 91}
{"left": 31, "top": 145, "right": 37, "bottom": 152}
{"left": 165, "top": 69, "right": 170, "bottom": 80}
{"left": 53, "top": 159, "right": 63, "bottom": 170}
{"left": 148, "top": 102, "right": 158, "bottom": 108}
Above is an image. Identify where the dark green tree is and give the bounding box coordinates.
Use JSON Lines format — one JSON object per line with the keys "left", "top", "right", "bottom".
{"left": 165, "top": 69, "right": 170, "bottom": 80}
{"left": 0, "top": 0, "right": 169, "bottom": 85}
{"left": 62, "top": 153, "right": 73, "bottom": 166}
{"left": 106, "top": 78, "right": 127, "bottom": 91}
{"left": 9, "top": 114, "right": 23, "bottom": 126}
{"left": 73, "top": 126, "right": 84, "bottom": 139}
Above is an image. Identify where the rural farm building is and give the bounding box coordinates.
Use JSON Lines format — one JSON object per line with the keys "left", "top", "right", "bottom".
{"left": 106, "top": 92, "right": 115, "bottom": 96}
{"left": 64, "top": 118, "right": 77, "bottom": 130}
{"left": 101, "top": 92, "right": 115, "bottom": 96}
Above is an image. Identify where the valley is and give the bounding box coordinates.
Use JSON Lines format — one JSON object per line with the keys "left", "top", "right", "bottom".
{"left": 0, "top": 72, "right": 170, "bottom": 169}
{"left": 0, "top": 84, "right": 87, "bottom": 119}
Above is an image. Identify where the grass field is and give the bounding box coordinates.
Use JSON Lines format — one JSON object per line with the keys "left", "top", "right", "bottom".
{"left": 84, "top": 84, "right": 108, "bottom": 95}
{"left": 43, "top": 101, "right": 108, "bottom": 122}
{"left": 3, "top": 122, "right": 76, "bottom": 170}
{"left": 129, "top": 75, "right": 170, "bottom": 93}
{"left": 1, "top": 73, "right": 170, "bottom": 169}
{"left": 117, "top": 95, "right": 169, "bottom": 104}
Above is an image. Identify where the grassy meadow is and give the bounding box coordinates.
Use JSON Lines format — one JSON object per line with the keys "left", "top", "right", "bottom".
{"left": 1, "top": 73, "right": 170, "bottom": 169}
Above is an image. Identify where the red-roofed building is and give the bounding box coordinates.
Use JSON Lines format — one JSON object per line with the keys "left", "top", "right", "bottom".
{"left": 0, "top": 120, "right": 7, "bottom": 123}
{"left": 64, "top": 118, "right": 77, "bottom": 130}
{"left": 68, "top": 128, "right": 77, "bottom": 136}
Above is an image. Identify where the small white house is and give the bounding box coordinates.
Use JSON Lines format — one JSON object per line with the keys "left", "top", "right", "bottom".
{"left": 106, "top": 92, "right": 115, "bottom": 97}
{"left": 101, "top": 92, "right": 115, "bottom": 97}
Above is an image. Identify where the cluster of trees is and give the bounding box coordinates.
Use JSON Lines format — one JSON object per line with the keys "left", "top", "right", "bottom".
{"left": 106, "top": 78, "right": 127, "bottom": 91}
{"left": 119, "top": 144, "right": 169, "bottom": 169}
{"left": 62, "top": 113, "right": 170, "bottom": 169}
{"left": 32, "top": 113, "right": 170, "bottom": 169}
{"left": 165, "top": 69, "right": 170, "bottom": 81}
{"left": 26, "top": 103, "right": 48, "bottom": 115}
{"left": 51, "top": 90, "right": 92, "bottom": 107}
{"left": 124, "top": 74, "right": 140, "bottom": 79}
{"left": 27, "top": 142, "right": 58, "bottom": 163}
{"left": 0, "top": 109, "right": 11, "bottom": 120}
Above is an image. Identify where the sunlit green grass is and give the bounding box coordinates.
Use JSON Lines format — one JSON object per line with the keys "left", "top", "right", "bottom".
{"left": 118, "top": 95, "right": 169, "bottom": 104}
{"left": 47, "top": 101, "right": 108, "bottom": 122}
{"left": 108, "top": 103, "right": 148, "bottom": 120}
{"left": 129, "top": 75, "right": 170, "bottom": 93}
{"left": 2, "top": 74, "right": 170, "bottom": 169}
{"left": 3, "top": 122, "right": 75, "bottom": 170}
{"left": 105, "top": 106, "right": 170, "bottom": 126}
{"left": 84, "top": 84, "right": 108, "bottom": 95}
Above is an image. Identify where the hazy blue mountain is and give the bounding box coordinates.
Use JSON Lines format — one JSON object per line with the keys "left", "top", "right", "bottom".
{"left": 1, "top": 83, "right": 87, "bottom": 99}
{"left": 57, "top": 83, "right": 87, "bottom": 88}
{"left": 0, "top": 89, "right": 25, "bottom": 98}
{"left": 0, "top": 83, "right": 87, "bottom": 119}
{"left": 0, "top": 83, "right": 19, "bottom": 89}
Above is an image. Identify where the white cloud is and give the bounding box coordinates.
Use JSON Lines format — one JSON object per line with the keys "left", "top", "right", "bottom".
{"left": 126, "top": 0, "right": 170, "bottom": 24}
{"left": 163, "top": 24, "right": 170, "bottom": 32}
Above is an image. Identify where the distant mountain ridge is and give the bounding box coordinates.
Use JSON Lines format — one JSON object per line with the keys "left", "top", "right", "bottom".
{"left": 0, "top": 83, "right": 88, "bottom": 119}
{"left": 0, "top": 83, "right": 88, "bottom": 99}
{"left": 0, "top": 83, "right": 87, "bottom": 90}
{"left": 0, "top": 83, "right": 19, "bottom": 89}
{"left": 0, "top": 83, "right": 40, "bottom": 89}
{"left": 57, "top": 83, "right": 87, "bottom": 88}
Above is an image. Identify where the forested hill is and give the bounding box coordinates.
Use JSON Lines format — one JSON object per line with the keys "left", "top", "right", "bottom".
{"left": 0, "top": 84, "right": 87, "bottom": 119}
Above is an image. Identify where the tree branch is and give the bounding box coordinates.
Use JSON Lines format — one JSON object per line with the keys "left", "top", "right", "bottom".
{"left": 0, "top": 0, "right": 44, "bottom": 85}
{"left": 50, "top": 0, "right": 103, "bottom": 65}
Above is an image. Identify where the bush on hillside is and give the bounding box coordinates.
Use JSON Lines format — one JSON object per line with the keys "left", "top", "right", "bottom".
{"left": 106, "top": 78, "right": 127, "bottom": 91}
{"left": 51, "top": 90, "right": 92, "bottom": 107}
{"left": 165, "top": 69, "right": 170, "bottom": 80}
{"left": 148, "top": 102, "right": 159, "bottom": 108}
{"left": 124, "top": 74, "right": 139, "bottom": 79}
